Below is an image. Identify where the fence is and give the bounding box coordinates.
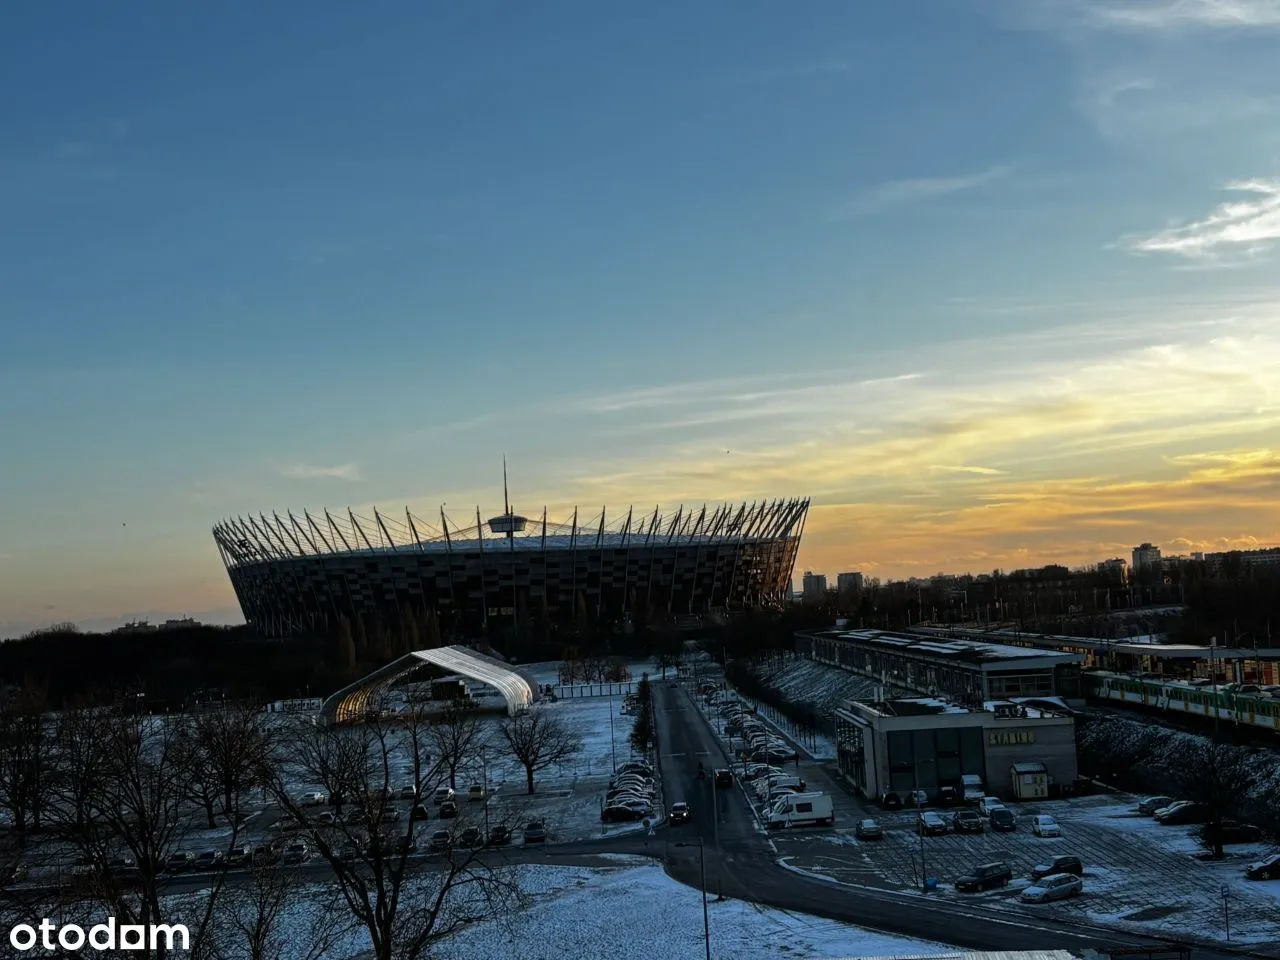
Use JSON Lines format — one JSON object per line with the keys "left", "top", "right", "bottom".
{"left": 554, "top": 682, "right": 638, "bottom": 699}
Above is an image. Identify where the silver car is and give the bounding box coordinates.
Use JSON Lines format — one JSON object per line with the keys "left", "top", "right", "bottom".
{"left": 1020, "top": 873, "right": 1083, "bottom": 903}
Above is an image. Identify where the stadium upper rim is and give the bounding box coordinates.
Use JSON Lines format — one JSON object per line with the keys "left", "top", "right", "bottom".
{"left": 212, "top": 498, "right": 810, "bottom": 567}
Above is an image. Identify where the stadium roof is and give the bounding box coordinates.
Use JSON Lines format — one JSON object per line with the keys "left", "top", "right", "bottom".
{"left": 321, "top": 645, "right": 537, "bottom": 724}
{"left": 214, "top": 499, "right": 809, "bottom": 568}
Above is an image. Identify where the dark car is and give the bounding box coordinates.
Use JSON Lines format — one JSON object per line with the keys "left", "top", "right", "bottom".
{"left": 523, "top": 820, "right": 547, "bottom": 843}
{"left": 428, "top": 830, "right": 451, "bottom": 853}
{"left": 990, "top": 808, "right": 1017, "bottom": 832}
{"left": 226, "top": 845, "right": 252, "bottom": 868}
{"left": 1031, "top": 856, "right": 1084, "bottom": 881}
{"left": 937, "top": 786, "right": 958, "bottom": 807}
{"left": 917, "top": 812, "right": 948, "bottom": 836}
{"left": 855, "top": 818, "right": 883, "bottom": 840}
{"left": 192, "top": 850, "right": 224, "bottom": 872}
{"left": 164, "top": 852, "right": 195, "bottom": 874}
{"left": 601, "top": 804, "right": 645, "bottom": 823}
{"left": 880, "top": 791, "right": 903, "bottom": 810}
{"left": 412, "top": 803, "right": 431, "bottom": 821}
{"left": 487, "top": 825, "right": 511, "bottom": 847}
{"left": 458, "top": 827, "right": 483, "bottom": 847}
{"left": 1245, "top": 853, "right": 1280, "bottom": 881}
{"left": 956, "top": 861, "right": 1013, "bottom": 893}
{"left": 669, "top": 802, "right": 692, "bottom": 824}
{"left": 1200, "top": 820, "right": 1263, "bottom": 846}
{"left": 715, "top": 769, "right": 734, "bottom": 788}
{"left": 953, "top": 810, "right": 985, "bottom": 834}
{"left": 438, "top": 801, "right": 458, "bottom": 820}
{"left": 1156, "top": 802, "right": 1207, "bottom": 825}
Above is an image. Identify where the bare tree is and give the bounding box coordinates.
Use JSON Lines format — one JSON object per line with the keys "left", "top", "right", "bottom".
{"left": 179, "top": 703, "right": 270, "bottom": 824}
{"left": 261, "top": 696, "right": 522, "bottom": 960}
{"left": 0, "top": 681, "right": 49, "bottom": 848}
{"left": 1161, "top": 739, "right": 1261, "bottom": 858}
{"left": 427, "top": 701, "right": 489, "bottom": 790}
{"left": 500, "top": 708, "right": 583, "bottom": 794}
{"left": 48, "top": 707, "right": 236, "bottom": 958}
{"left": 211, "top": 861, "right": 358, "bottom": 960}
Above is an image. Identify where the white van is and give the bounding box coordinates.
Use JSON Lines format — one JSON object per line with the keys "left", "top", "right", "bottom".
{"left": 765, "top": 792, "right": 833, "bottom": 829}
{"left": 961, "top": 774, "right": 985, "bottom": 804}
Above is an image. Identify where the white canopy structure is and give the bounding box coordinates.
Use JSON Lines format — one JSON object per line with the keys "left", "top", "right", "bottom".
{"left": 321, "top": 645, "right": 536, "bottom": 724}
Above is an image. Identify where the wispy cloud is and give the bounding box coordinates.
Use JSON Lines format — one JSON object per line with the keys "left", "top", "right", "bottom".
{"left": 1078, "top": 0, "right": 1280, "bottom": 30}
{"left": 1124, "top": 179, "right": 1280, "bottom": 261}
{"left": 274, "top": 462, "right": 364, "bottom": 482}
{"left": 831, "top": 165, "right": 1013, "bottom": 220}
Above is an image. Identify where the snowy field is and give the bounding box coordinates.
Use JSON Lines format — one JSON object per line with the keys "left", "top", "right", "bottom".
{"left": 264, "top": 858, "right": 952, "bottom": 960}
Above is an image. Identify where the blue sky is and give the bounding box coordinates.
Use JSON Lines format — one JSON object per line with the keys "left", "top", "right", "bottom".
{"left": 4, "top": 0, "right": 1280, "bottom": 634}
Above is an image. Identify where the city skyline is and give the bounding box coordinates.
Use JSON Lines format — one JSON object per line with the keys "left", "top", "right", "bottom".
{"left": 5, "top": 2, "right": 1280, "bottom": 635}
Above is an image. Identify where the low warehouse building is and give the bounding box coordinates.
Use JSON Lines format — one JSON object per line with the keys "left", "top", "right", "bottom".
{"left": 833, "top": 697, "right": 1077, "bottom": 802}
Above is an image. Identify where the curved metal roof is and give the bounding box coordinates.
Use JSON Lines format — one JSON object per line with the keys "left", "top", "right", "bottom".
{"left": 322, "top": 644, "right": 535, "bottom": 723}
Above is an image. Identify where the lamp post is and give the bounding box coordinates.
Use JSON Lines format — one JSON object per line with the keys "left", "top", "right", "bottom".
{"left": 913, "top": 758, "right": 937, "bottom": 893}
{"left": 675, "top": 840, "right": 712, "bottom": 960}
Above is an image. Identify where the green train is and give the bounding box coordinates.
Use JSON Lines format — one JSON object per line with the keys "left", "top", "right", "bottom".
{"left": 1085, "top": 670, "right": 1280, "bottom": 731}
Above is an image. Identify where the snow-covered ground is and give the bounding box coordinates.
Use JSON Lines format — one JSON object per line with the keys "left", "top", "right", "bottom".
{"left": 264, "top": 859, "right": 953, "bottom": 960}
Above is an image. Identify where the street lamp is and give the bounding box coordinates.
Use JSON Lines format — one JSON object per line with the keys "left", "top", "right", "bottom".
{"left": 674, "top": 840, "right": 712, "bottom": 960}
{"left": 480, "top": 745, "right": 490, "bottom": 838}
{"left": 913, "top": 758, "right": 938, "bottom": 893}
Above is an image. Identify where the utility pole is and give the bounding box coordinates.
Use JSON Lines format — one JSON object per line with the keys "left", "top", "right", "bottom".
{"left": 699, "top": 840, "right": 711, "bottom": 960}
{"left": 481, "top": 745, "right": 490, "bottom": 837}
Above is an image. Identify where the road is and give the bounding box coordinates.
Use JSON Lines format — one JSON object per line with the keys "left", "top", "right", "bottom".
{"left": 650, "top": 680, "right": 1263, "bottom": 960}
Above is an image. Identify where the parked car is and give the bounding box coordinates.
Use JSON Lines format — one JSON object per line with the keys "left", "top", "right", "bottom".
{"left": 952, "top": 810, "right": 984, "bottom": 834}
{"left": 602, "top": 804, "right": 646, "bottom": 823}
{"left": 855, "top": 818, "right": 883, "bottom": 840}
{"left": 487, "top": 825, "right": 512, "bottom": 846}
{"left": 715, "top": 769, "right": 734, "bottom": 788}
{"left": 523, "top": 820, "right": 547, "bottom": 844}
{"left": 917, "top": 812, "right": 948, "bottom": 836}
{"left": 670, "top": 802, "right": 692, "bottom": 824}
{"left": 439, "top": 801, "right": 458, "bottom": 819}
{"left": 192, "top": 850, "right": 224, "bottom": 871}
{"left": 1137, "top": 795, "right": 1173, "bottom": 815}
{"left": 165, "top": 852, "right": 195, "bottom": 874}
{"left": 412, "top": 803, "right": 431, "bottom": 821}
{"left": 433, "top": 786, "right": 456, "bottom": 805}
{"left": 428, "top": 830, "right": 451, "bottom": 853}
{"left": 458, "top": 827, "right": 482, "bottom": 847}
{"left": 1200, "top": 820, "right": 1263, "bottom": 845}
{"left": 468, "top": 784, "right": 487, "bottom": 802}
{"left": 282, "top": 841, "right": 311, "bottom": 865}
{"left": 937, "top": 786, "right": 958, "bottom": 806}
{"left": 398, "top": 785, "right": 417, "bottom": 800}
{"left": 978, "top": 797, "right": 1005, "bottom": 817}
{"left": 880, "top": 791, "right": 903, "bottom": 810}
{"left": 955, "top": 861, "right": 1013, "bottom": 892}
{"left": 298, "top": 791, "right": 328, "bottom": 807}
{"left": 1031, "top": 856, "right": 1084, "bottom": 880}
{"left": 1031, "top": 815, "right": 1061, "bottom": 838}
{"left": 226, "top": 845, "right": 252, "bottom": 868}
{"left": 1245, "top": 853, "right": 1280, "bottom": 881}
{"left": 990, "top": 808, "right": 1017, "bottom": 832}
{"left": 908, "top": 789, "right": 929, "bottom": 808}
{"left": 1157, "top": 802, "right": 1207, "bottom": 825}
{"left": 1021, "top": 873, "right": 1083, "bottom": 903}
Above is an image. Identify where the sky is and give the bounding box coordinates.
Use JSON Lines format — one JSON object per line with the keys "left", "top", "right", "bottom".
{"left": 3, "top": 0, "right": 1280, "bottom": 635}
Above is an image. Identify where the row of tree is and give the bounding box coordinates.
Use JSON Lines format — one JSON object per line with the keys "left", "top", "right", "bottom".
{"left": 0, "top": 687, "right": 585, "bottom": 959}
{"left": 1075, "top": 714, "right": 1277, "bottom": 858}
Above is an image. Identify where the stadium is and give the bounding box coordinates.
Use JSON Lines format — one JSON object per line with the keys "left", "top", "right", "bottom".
{"left": 212, "top": 495, "right": 809, "bottom": 647}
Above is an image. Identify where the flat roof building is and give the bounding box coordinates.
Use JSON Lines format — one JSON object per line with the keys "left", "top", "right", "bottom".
{"left": 833, "top": 695, "right": 1078, "bottom": 802}
{"left": 797, "top": 627, "right": 1085, "bottom": 707}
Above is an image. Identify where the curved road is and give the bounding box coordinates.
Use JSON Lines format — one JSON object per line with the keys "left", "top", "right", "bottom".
{"left": 649, "top": 680, "right": 1264, "bottom": 960}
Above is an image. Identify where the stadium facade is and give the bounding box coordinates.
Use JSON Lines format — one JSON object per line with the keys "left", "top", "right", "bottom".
{"left": 212, "top": 498, "right": 809, "bottom": 641}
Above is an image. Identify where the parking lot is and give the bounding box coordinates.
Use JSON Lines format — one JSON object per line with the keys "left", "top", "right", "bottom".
{"left": 774, "top": 792, "right": 1280, "bottom": 946}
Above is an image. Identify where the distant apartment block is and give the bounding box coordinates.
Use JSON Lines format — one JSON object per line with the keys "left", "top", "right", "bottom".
{"left": 837, "top": 571, "right": 864, "bottom": 594}
{"left": 1131, "top": 543, "right": 1161, "bottom": 570}
{"left": 1096, "top": 558, "right": 1126, "bottom": 580}
{"left": 802, "top": 571, "right": 828, "bottom": 600}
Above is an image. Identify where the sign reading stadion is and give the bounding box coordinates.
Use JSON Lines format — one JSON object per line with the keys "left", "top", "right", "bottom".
{"left": 10, "top": 919, "right": 189, "bottom": 952}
